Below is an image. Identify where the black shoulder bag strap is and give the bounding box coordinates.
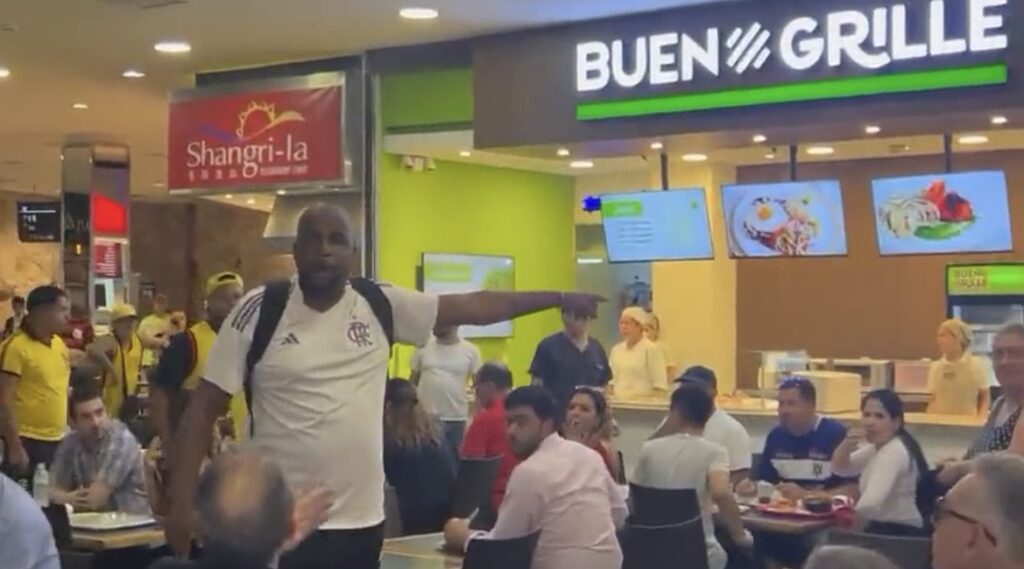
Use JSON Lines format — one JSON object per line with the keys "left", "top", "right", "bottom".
{"left": 243, "top": 280, "right": 291, "bottom": 437}
{"left": 350, "top": 277, "right": 395, "bottom": 347}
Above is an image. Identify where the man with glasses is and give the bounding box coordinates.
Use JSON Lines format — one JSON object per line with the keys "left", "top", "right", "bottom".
{"left": 933, "top": 453, "right": 1024, "bottom": 569}
{"left": 529, "top": 308, "right": 611, "bottom": 408}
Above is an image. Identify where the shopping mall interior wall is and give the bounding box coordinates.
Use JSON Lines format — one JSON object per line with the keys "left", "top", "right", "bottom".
{"left": 377, "top": 154, "right": 574, "bottom": 382}
{"left": 735, "top": 150, "right": 1024, "bottom": 388}
{"left": 132, "top": 200, "right": 293, "bottom": 315}
{"left": 0, "top": 192, "right": 60, "bottom": 322}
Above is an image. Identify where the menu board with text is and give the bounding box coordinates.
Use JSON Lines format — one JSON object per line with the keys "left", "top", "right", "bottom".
{"left": 601, "top": 189, "right": 714, "bottom": 263}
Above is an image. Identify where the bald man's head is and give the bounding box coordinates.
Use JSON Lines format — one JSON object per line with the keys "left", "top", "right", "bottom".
{"left": 293, "top": 203, "right": 355, "bottom": 296}
{"left": 195, "top": 450, "right": 295, "bottom": 564}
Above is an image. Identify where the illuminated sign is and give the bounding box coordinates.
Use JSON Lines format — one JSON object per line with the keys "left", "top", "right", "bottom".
{"left": 948, "top": 264, "right": 1024, "bottom": 296}
{"left": 574, "top": 0, "right": 1010, "bottom": 120}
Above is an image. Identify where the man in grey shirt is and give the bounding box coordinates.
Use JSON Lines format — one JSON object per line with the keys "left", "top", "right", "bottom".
{"left": 633, "top": 383, "right": 752, "bottom": 569}
{"left": 0, "top": 474, "right": 59, "bottom": 569}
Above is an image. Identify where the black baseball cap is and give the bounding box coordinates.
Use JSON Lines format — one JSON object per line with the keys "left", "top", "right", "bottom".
{"left": 676, "top": 365, "right": 717, "bottom": 390}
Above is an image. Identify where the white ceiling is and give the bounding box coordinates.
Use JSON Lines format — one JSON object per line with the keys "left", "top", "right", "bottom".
{"left": 0, "top": 0, "right": 726, "bottom": 201}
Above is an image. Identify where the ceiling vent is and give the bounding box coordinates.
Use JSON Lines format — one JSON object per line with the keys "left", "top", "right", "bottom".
{"left": 99, "top": 0, "right": 187, "bottom": 9}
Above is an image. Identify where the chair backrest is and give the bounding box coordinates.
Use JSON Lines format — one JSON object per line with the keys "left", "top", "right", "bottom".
{"left": 463, "top": 530, "right": 541, "bottom": 569}
{"left": 628, "top": 484, "right": 701, "bottom": 526}
{"left": 824, "top": 529, "right": 932, "bottom": 569}
{"left": 451, "top": 456, "right": 502, "bottom": 518}
{"left": 621, "top": 516, "right": 709, "bottom": 569}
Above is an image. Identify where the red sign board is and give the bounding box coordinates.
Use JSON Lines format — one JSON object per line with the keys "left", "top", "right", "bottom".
{"left": 167, "top": 85, "right": 343, "bottom": 190}
{"left": 90, "top": 193, "right": 128, "bottom": 236}
{"left": 93, "top": 242, "right": 123, "bottom": 278}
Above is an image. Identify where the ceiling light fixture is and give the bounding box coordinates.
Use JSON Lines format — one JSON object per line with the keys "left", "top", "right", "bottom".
{"left": 958, "top": 134, "right": 989, "bottom": 145}
{"left": 650, "top": 141, "right": 664, "bottom": 151}
{"left": 569, "top": 160, "right": 594, "bottom": 169}
{"left": 806, "top": 146, "right": 835, "bottom": 156}
{"left": 752, "top": 134, "right": 767, "bottom": 144}
{"left": 72, "top": 103, "right": 89, "bottom": 110}
{"left": 557, "top": 148, "right": 571, "bottom": 157}
{"left": 865, "top": 125, "right": 882, "bottom": 135}
{"left": 224, "top": 194, "right": 233, "bottom": 200}
{"left": 991, "top": 115, "right": 1008, "bottom": 126}
{"left": 154, "top": 41, "right": 191, "bottom": 54}
{"left": 122, "top": 69, "right": 146, "bottom": 79}
{"left": 246, "top": 198, "right": 256, "bottom": 205}
{"left": 765, "top": 152, "right": 777, "bottom": 160}
{"left": 399, "top": 7, "right": 439, "bottom": 20}
{"left": 152, "top": 182, "right": 164, "bottom": 188}
{"left": 682, "top": 153, "right": 708, "bottom": 162}
{"left": 0, "top": 67, "right": 10, "bottom": 79}
{"left": 459, "top": 150, "right": 472, "bottom": 157}
{"left": 276, "top": 189, "right": 287, "bottom": 196}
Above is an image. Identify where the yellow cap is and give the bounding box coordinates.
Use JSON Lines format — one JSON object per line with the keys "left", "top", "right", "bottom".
{"left": 206, "top": 272, "right": 244, "bottom": 297}
{"left": 110, "top": 303, "right": 137, "bottom": 322}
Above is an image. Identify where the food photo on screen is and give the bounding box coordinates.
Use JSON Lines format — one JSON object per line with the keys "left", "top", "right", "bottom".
{"left": 872, "top": 171, "right": 1014, "bottom": 256}
{"left": 721, "top": 180, "right": 848, "bottom": 258}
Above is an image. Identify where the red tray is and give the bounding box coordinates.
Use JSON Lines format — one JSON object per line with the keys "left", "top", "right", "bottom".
{"left": 753, "top": 504, "right": 835, "bottom": 520}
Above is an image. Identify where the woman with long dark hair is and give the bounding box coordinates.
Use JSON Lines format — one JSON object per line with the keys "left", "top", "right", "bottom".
{"left": 383, "top": 379, "right": 456, "bottom": 535}
{"left": 562, "top": 386, "right": 620, "bottom": 481}
{"left": 832, "top": 389, "right": 931, "bottom": 536}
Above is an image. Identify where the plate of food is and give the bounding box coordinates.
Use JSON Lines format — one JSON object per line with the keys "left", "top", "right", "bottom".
{"left": 724, "top": 181, "right": 847, "bottom": 257}
{"left": 69, "top": 512, "right": 156, "bottom": 531}
{"left": 877, "top": 179, "right": 975, "bottom": 241}
{"left": 754, "top": 496, "right": 835, "bottom": 519}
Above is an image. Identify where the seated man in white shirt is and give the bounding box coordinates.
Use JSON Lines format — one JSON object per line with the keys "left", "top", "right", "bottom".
{"left": 444, "top": 385, "right": 627, "bottom": 569}
{"left": 633, "top": 382, "right": 753, "bottom": 569}
{"left": 650, "top": 365, "right": 753, "bottom": 484}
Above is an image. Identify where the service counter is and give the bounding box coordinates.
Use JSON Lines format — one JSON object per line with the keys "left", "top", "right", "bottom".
{"left": 611, "top": 395, "right": 985, "bottom": 475}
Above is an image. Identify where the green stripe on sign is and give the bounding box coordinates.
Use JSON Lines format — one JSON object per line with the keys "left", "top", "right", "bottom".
{"left": 576, "top": 63, "right": 1007, "bottom": 121}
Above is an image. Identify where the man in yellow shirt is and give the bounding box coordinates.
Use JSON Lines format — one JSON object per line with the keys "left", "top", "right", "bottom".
{"left": 0, "top": 285, "right": 71, "bottom": 484}
{"left": 86, "top": 303, "right": 144, "bottom": 421}
{"left": 139, "top": 293, "right": 173, "bottom": 367}
{"left": 151, "top": 272, "right": 246, "bottom": 454}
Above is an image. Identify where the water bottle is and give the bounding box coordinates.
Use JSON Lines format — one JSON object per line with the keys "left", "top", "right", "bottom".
{"left": 33, "top": 463, "right": 50, "bottom": 507}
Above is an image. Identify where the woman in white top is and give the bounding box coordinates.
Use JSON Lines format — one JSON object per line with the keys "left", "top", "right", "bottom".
{"left": 609, "top": 307, "right": 667, "bottom": 399}
{"left": 832, "top": 389, "right": 930, "bottom": 536}
{"left": 644, "top": 313, "right": 676, "bottom": 381}
{"left": 927, "top": 318, "right": 989, "bottom": 416}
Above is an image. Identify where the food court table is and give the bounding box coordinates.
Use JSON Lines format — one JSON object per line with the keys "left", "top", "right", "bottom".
{"left": 72, "top": 526, "right": 166, "bottom": 551}
{"left": 739, "top": 510, "right": 833, "bottom": 535}
{"left": 381, "top": 533, "right": 463, "bottom": 569}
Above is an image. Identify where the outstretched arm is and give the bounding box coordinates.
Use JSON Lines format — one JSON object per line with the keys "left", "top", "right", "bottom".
{"left": 436, "top": 292, "right": 601, "bottom": 328}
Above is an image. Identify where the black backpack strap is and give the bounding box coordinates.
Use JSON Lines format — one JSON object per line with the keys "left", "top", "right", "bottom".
{"left": 350, "top": 278, "right": 394, "bottom": 347}
{"left": 243, "top": 280, "right": 291, "bottom": 436}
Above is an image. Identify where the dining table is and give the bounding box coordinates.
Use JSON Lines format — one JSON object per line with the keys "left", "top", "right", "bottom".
{"left": 71, "top": 525, "right": 167, "bottom": 551}
{"left": 381, "top": 533, "right": 464, "bottom": 569}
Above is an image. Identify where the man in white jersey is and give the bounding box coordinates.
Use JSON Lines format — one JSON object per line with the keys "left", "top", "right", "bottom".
{"left": 165, "top": 204, "right": 601, "bottom": 569}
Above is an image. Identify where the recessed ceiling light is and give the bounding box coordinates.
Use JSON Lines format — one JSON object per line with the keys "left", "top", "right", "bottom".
{"left": 459, "top": 150, "right": 472, "bottom": 157}
{"left": 276, "top": 189, "right": 287, "bottom": 196}
{"left": 399, "top": 7, "right": 439, "bottom": 20}
{"left": 122, "top": 69, "right": 146, "bottom": 79}
{"left": 752, "top": 134, "right": 767, "bottom": 144}
{"left": 154, "top": 41, "right": 191, "bottom": 54}
{"left": 246, "top": 198, "right": 256, "bottom": 205}
{"left": 765, "top": 152, "right": 777, "bottom": 160}
{"left": 152, "top": 182, "right": 164, "bottom": 188}
{"left": 865, "top": 125, "right": 882, "bottom": 135}
{"left": 569, "top": 160, "right": 594, "bottom": 169}
{"left": 682, "top": 153, "right": 708, "bottom": 162}
{"left": 0, "top": 67, "right": 10, "bottom": 79}
{"left": 991, "top": 115, "right": 1008, "bottom": 126}
{"left": 224, "top": 194, "right": 233, "bottom": 200}
{"left": 958, "top": 134, "right": 989, "bottom": 145}
{"left": 72, "top": 103, "right": 89, "bottom": 110}
{"left": 650, "top": 141, "right": 664, "bottom": 151}
{"left": 806, "top": 146, "right": 835, "bottom": 156}
{"left": 557, "top": 148, "right": 571, "bottom": 157}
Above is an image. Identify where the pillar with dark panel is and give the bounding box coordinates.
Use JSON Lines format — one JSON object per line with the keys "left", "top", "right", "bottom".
{"left": 61, "top": 142, "right": 132, "bottom": 333}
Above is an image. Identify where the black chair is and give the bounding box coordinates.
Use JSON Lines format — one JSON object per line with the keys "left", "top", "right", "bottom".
{"left": 823, "top": 529, "right": 932, "bottom": 569}
{"left": 628, "top": 484, "right": 701, "bottom": 526}
{"left": 451, "top": 456, "right": 501, "bottom": 518}
{"left": 463, "top": 530, "right": 541, "bottom": 569}
{"left": 621, "top": 516, "right": 709, "bottom": 569}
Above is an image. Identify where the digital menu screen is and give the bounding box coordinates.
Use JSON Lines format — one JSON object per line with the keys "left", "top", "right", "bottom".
{"left": 721, "top": 180, "right": 848, "bottom": 258}
{"left": 17, "top": 201, "right": 61, "bottom": 243}
{"left": 422, "top": 253, "right": 514, "bottom": 338}
{"left": 601, "top": 189, "right": 714, "bottom": 263}
{"left": 872, "top": 171, "right": 1013, "bottom": 256}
